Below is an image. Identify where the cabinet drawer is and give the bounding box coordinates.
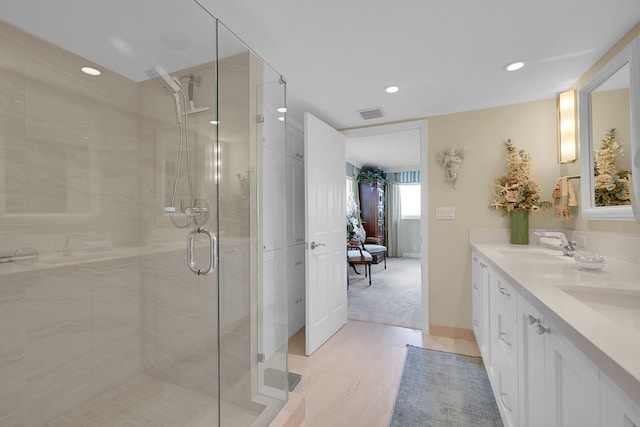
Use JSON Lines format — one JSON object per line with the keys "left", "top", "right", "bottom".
{"left": 495, "top": 364, "right": 519, "bottom": 427}
{"left": 494, "top": 310, "right": 517, "bottom": 371}
{"left": 288, "top": 285, "right": 305, "bottom": 326}
{"left": 494, "top": 273, "right": 516, "bottom": 321}
{"left": 286, "top": 248, "right": 305, "bottom": 285}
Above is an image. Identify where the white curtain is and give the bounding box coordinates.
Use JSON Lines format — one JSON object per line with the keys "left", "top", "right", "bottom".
{"left": 346, "top": 176, "right": 360, "bottom": 213}
{"left": 386, "top": 177, "right": 403, "bottom": 257}
{"left": 385, "top": 171, "right": 420, "bottom": 257}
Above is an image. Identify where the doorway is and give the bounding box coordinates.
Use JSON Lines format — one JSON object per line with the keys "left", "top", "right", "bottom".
{"left": 342, "top": 120, "right": 429, "bottom": 333}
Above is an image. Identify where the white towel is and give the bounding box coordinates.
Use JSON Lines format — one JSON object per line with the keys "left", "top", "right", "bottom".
{"left": 553, "top": 177, "right": 578, "bottom": 219}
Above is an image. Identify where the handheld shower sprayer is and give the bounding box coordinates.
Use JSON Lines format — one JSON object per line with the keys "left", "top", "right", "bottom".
{"left": 146, "top": 64, "right": 196, "bottom": 228}
{"left": 150, "top": 65, "right": 182, "bottom": 95}
{"left": 145, "top": 65, "right": 185, "bottom": 124}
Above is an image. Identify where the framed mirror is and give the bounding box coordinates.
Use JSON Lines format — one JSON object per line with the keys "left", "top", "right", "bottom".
{"left": 579, "top": 38, "right": 639, "bottom": 220}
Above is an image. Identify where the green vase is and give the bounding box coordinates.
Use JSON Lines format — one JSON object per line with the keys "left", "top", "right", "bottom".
{"left": 510, "top": 209, "right": 529, "bottom": 245}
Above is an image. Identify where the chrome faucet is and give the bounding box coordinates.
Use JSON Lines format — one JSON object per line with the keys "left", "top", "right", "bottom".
{"left": 562, "top": 239, "right": 576, "bottom": 257}
{"left": 536, "top": 231, "right": 576, "bottom": 256}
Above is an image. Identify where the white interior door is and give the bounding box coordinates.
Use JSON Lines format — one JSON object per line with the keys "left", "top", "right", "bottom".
{"left": 304, "top": 112, "right": 347, "bottom": 355}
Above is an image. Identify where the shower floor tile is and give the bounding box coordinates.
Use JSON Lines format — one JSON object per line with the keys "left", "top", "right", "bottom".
{"left": 44, "top": 374, "right": 256, "bottom": 427}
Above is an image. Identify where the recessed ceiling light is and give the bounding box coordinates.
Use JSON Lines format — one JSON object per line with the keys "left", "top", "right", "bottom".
{"left": 81, "top": 66, "right": 101, "bottom": 76}
{"left": 385, "top": 85, "right": 399, "bottom": 94}
{"left": 504, "top": 61, "right": 526, "bottom": 72}
{"left": 277, "top": 107, "right": 287, "bottom": 113}
{"left": 278, "top": 116, "right": 285, "bottom": 122}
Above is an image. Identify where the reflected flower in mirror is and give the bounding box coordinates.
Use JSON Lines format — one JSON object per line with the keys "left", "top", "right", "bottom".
{"left": 593, "top": 128, "right": 631, "bottom": 206}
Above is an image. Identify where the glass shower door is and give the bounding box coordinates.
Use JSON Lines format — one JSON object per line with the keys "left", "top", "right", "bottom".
{"left": 216, "top": 21, "right": 288, "bottom": 426}
{"left": 0, "top": 1, "right": 288, "bottom": 425}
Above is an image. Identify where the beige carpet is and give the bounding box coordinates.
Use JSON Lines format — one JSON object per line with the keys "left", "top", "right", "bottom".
{"left": 347, "top": 256, "right": 421, "bottom": 329}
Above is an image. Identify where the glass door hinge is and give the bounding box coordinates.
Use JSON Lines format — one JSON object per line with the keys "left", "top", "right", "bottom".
{"left": 257, "top": 353, "right": 265, "bottom": 363}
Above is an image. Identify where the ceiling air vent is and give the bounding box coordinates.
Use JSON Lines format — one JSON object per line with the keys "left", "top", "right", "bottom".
{"left": 357, "top": 107, "right": 384, "bottom": 120}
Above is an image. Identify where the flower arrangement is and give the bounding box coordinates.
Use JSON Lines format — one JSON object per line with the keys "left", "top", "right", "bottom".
{"left": 490, "top": 139, "right": 551, "bottom": 214}
{"left": 346, "top": 193, "right": 365, "bottom": 242}
{"left": 593, "top": 128, "right": 631, "bottom": 206}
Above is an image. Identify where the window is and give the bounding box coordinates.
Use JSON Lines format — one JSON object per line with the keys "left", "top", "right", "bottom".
{"left": 400, "top": 184, "right": 421, "bottom": 218}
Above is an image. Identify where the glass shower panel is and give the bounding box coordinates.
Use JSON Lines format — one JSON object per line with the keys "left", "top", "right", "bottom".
{"left": 216, "top": 22, "right": 288, "bottom": 426}
{"left": 0, "top": 1, "right": 287, "bottom": 425}
{"left": 0, "top": 1, "right": 222, "bottom": 426}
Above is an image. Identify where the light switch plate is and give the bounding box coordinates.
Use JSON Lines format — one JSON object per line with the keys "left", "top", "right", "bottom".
{"left": 436, "top": 207, "right": 455, "bottom": 220}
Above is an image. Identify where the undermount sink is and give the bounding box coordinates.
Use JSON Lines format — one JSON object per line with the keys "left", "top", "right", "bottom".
{"left": 561, "top": 286, "right": 640, "bottom": 332}
{"left": 498, "top": 248, "right": 572, "bottom": 262}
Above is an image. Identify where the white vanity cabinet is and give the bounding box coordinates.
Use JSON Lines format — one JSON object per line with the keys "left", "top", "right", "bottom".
{"left": 471, "top": 253, "right": 484, "bottom": 353}
{"left": 490, "top": 270, "right": 519, "bottom": 427}
{"left": 471, "top": 251, "right": 492, "bottom": 375}
{"left": 544, "top": 320, "right": 600, "bottom": 427}
{"left": 472, "top": 251, "right": 608, "bottom": 427}
{"left": 517, "top": 296, "right": 546, "bottom": 427}
{"left": 517, "top": 292, "right": 600, "bottom": 427}
{"left": 600, "top": 374, "right": 640, "bottom": 426}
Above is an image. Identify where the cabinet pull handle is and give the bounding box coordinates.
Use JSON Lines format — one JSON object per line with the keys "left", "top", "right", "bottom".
{"left": 473, "top": 283, "right": 479, "bottom": 289}
{"left": 528, "top": 314, "right": 539, "bottom": 325}
{"left": 474, "top": 320, "right": 479, "bottom": 327}
{"left": 473, "top": 257, "right": 478, "bottom": 261}
{"left": 500, "top": 393, "right": 512, "bottom": 412}
{"left": 499, "top": 285, "right": 511, "bottom": 297}
{"left": 536, "top": 322, "right": 551, "bottom": 335}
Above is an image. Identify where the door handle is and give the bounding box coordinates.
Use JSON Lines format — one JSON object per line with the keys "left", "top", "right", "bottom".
{"left": 187, "top": 227, "right": 217, "bottom": 275}
{"left": 310, "top": 241, "right": 325, "bottom": 250}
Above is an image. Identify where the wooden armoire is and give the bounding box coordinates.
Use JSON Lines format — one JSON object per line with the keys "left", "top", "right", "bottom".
{"left": 358, "top": 181, "right": 385, "bottom": 244}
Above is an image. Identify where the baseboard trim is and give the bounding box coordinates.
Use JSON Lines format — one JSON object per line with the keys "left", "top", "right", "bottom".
{"left": 402, "top": 253, "right": 421, "bottom": 258}
{"left": 429, "top": 324, "right": 476, "bottom": 342}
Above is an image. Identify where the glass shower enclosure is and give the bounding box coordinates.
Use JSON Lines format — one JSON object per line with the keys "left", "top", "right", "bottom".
{"left": 0, "top": 1, "right": 288, "bottom": 426}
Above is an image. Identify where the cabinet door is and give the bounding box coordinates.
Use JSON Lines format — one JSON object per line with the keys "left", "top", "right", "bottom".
{"left": 545, "top": 323, "right": 600, "bottom": 427}
{"left": 261, "top": 248, "right": 286, "bottom": 357}
{"left": 471, "top": 252, "right": 482, "bottom": 347}
{"left": 517, "top": 295, "right": 547, "bottom": 427}
{"left": 600, "top": 374, "right": 640, "bottom": 427}
{"left": 495, "top": 360, "right": 519, "bottom": 427}
{"left": 220, "top": 243, "right": 250, "bottom": 326}
{"left": 285, "top": 157, "right": 305, "bottom": 247}
{"left": 286, "top": 124, "right": 304, "bottom": 161}
{"left": 263, "top": 147, "right": 286, "bottom": 251}
{"left": 480, "top": 260, "right": 493, "bottom": 381}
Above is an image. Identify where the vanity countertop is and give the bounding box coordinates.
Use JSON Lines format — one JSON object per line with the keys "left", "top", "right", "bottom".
{"left": 471, "top": 242, "right": 640, "bottom": 405}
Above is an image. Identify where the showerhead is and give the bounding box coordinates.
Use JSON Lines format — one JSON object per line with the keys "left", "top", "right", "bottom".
{"left": 146, "top": 65, "right": 182, "bottom": 95}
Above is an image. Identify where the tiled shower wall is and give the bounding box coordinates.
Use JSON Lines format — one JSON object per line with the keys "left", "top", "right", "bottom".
{"left": 0, "top": 18, "right": 231, "bottom": 425}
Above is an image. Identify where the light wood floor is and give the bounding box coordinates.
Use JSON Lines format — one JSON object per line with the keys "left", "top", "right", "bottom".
{"left": 288, "top": 320, "right": 480, "bottom": 427}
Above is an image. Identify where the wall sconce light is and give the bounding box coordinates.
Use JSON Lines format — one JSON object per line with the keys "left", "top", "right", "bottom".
{"left": 558, "top": 90, "right": 577, "bottom": 163}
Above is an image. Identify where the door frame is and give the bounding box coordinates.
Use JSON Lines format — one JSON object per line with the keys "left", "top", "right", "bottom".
{"left": 341, "top": 119, "right": 429, "bottom": 333}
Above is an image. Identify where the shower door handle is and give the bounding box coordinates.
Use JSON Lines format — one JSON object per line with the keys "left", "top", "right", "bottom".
{"left": 187, "top": 227, "right": 217, "bottom": 275}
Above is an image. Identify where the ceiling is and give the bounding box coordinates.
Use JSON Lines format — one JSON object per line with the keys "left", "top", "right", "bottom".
{"left": 2, "top": 1, "right": 640, "bottom": 170}
{"left": 197, "top": 0, "right": 640, "bottom": 170}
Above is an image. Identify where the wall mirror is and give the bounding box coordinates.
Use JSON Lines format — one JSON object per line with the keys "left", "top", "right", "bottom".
{"left": 579, "top": 37, "right": 639, "bottom": 220}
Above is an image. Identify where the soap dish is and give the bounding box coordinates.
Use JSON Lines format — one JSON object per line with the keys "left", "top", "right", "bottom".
{"left": 574, "top": 252, "right": 605, "bottom": 270}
